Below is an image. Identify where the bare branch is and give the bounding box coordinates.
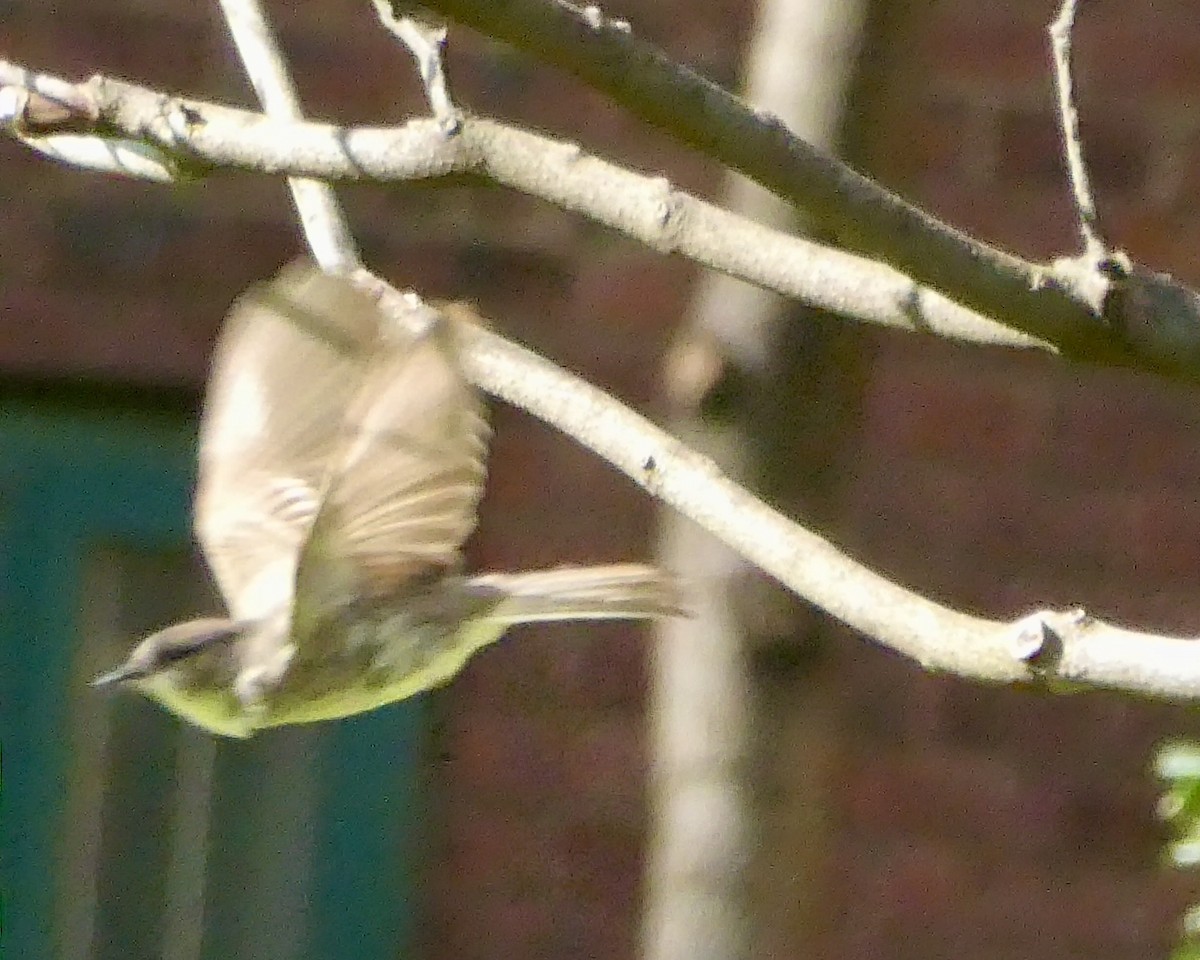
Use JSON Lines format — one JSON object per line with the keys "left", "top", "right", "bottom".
{"left": 1042, "top": 3, "right": 1200, "bottom": 374}
{"left": 15, "top": 60, "right": 1200, "bottom": 377}
{"left": 12, "top": 128, "right": 178, "bottom": 181}
{"left": 403, "top": 0, "right": 1200, "bottom": 380}
{"left": 0, "top": 61, "right": 1042, "bottom": 352}
{"left": 2, "top": 65, "right": 1199, "bottom": 700}
{"left": 399, "top": 0, "right": 1114, "bottom": 353}
{"left": 216, "top": 0, "right": 360, "bottom": 272}
{"left": 353, "top": 282, "right": 1200, "bottom": 704}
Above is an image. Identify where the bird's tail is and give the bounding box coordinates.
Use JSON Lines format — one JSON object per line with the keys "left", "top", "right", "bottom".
{"left": 472, "top": 564, "right": 686, "bottom": 623}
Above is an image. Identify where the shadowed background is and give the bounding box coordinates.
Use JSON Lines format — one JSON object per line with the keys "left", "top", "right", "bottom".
{"left": 2, "top": 1, "right": 1200, "bottom": 958}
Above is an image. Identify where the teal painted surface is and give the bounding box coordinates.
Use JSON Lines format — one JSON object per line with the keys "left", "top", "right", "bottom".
{"left": 0, "top": 402, "right": 422, "bottom": 959}
{"left": 0, "top": 406, "right": 193, "bottom": 960}
{"left": 313, "top": 710, "right": 423, "bottom": 960}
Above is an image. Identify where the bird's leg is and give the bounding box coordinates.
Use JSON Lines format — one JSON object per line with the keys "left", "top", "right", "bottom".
{"left": 233, "top": 642, "right": 295, "bottom": 726}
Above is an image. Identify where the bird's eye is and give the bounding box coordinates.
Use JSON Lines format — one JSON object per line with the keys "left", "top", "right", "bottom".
{"left": 157, "top": 640, "right": 210, "bottom": 665}
{"left": 158, "top": 624, "right": 242, "bottom": 665}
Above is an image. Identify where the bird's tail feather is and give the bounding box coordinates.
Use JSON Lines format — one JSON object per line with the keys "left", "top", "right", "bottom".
{"left": 472, "top": 564, "right": 686, "bottom": 623}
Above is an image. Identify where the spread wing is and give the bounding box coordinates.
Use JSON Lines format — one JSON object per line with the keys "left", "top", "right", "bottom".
{"left": 293, "top": 311, "right": 489, "bottom": 628}
{"left": 195, "top": 261, "right": 382, "bottom": 621}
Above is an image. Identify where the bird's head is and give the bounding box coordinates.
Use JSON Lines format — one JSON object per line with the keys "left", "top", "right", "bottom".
{"left": 93, "top": 617, "right": 247, "bottom": 688}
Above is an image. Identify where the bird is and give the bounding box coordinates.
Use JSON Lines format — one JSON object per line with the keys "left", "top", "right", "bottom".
{"left": 93, "top": 261, "right": 684, "bottom": 737}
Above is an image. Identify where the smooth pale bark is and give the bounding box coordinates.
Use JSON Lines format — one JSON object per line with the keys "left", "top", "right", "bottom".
{"left": 645, "top": 1, "right": 867, "bottom": 958}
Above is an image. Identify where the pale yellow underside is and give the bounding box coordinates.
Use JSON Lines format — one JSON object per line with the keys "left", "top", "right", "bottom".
{"left": 138, "top": 619, "right": 504, "bottom": 738}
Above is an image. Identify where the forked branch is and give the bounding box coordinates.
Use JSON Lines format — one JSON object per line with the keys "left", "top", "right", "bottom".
{"left": 4, "top": 16, "right": 1200, "bottom": 703}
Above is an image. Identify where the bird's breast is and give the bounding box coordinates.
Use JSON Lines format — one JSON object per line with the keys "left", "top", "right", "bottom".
{"left": 139, "top": 578, "right": 509, "bottom": 736}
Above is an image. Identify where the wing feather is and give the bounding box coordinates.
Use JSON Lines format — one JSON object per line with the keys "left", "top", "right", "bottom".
{"left": 195, "top": 261, "right": 381, "bottom": 620}
{"left": 294, "top": 312, "right": 488, "bottom": 617}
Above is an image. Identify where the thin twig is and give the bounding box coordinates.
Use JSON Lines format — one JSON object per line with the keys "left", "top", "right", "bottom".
{"left": 1050, "top": 0, "right": 1108, "bottom": 259}
{"left": 371, "top": 0, "right": 461, "bottom": 130}
{"left": 215, "top": 0, "right": 360, "bottom": 271}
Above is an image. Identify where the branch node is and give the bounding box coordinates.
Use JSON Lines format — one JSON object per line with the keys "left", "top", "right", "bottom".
{"left": 166, "top": 99, "right": 205, "bottom": 142}
{"left": 1099, "top": 258, "right": 1200, "bottom": 371}
{"left": 653, "top": 176, "right": 683, "bottom": 233}
{"left": 1011, "top": 611, "right": 1068, "bottom": 675}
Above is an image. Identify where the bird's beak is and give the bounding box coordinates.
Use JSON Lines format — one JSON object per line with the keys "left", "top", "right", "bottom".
{"left": 91, "top": 662, "right": 148, "bottom": 687}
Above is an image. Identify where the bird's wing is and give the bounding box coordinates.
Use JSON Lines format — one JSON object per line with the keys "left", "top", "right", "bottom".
{"left": 293, "top": 307, "right": 489, "bottom": 626}
{"left": 195, "top": 261, "right": 382, "bottom": 621}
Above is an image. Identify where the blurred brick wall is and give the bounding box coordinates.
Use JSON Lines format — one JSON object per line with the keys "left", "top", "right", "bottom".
{"left": 816, "top": 1, "right": 1200, "bottom": 958}
{"left": 6, "top": 1, "right": 1200, "bottom": 960}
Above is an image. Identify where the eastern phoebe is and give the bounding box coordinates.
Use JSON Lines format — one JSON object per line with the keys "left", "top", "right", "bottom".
{"left": 94, "top": 262, "right": 683, "bottom": 737}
